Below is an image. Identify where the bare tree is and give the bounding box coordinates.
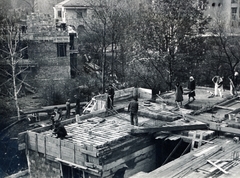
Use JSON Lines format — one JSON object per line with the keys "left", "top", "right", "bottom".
{"left": 80, "top": 0, "right": 136, "bottom": 92}
{"left": 208, "top": 9, "right": 240, "bottom": 77}
{"left": 0, "top": 13, "right": 28, "bottom": 120}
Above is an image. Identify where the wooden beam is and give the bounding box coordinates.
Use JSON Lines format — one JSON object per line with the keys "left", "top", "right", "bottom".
{"left": 59, "top": 139, "right": 61, "bottom": 159}
{"left": 208, "top": 122, "right": 240, "bottom": 135}
{"left": 44, "top": 136, "right": 46, "bottom": 157}
{"left": 214, "top": 105, "right": 235, "bottom": 111}
{"left": 186, "top": 114, "right": 240, "bottom": 136}
{"left": 131, "top": 124, "right": 207, "bottom": 134}
{"left": 35, "top": 133, "right": 38, "bottom": 152}
{"left": 22, "top": 102, "right": 88, "bottom": 115}
{"left": 207, "top": 160, "right": 229, "bottom": 174}
{"left": 55, "top": 158, "right": 101, "bottom": 176}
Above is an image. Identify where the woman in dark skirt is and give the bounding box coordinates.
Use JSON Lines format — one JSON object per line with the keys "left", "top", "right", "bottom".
{"left": 175, "top": 82, "right": 183, "bottom": 107}
{"left": 188, "top": 76, "right": 196, "bottom": 102}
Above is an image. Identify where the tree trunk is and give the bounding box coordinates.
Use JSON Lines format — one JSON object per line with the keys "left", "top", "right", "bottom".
{"left": 11, "top": 55, "right": 21, "bottom": 120}
{"left": 102, "top": 22, "right": 106, "bottom": 93}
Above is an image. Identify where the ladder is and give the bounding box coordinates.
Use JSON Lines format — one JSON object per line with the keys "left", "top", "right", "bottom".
{"left": 82, "top": 98, "right": 97, "bottom": 114}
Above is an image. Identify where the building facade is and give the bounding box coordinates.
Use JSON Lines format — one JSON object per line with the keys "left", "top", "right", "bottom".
{"left": 21, "top": 12, "right": 71, "bottom": 87}
{"left": 202, "top": 0, "right": 240, "bottom": 31}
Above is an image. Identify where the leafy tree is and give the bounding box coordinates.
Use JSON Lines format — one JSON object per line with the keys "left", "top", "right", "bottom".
{"left": 128, "top": 0, "right": 210, "bottom": 90}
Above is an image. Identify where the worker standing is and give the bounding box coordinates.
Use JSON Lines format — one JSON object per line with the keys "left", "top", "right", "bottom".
{"left": 212, "top": 75, "right": 224, "bottom": 97}
{"left": 175, "top": 82, "right": 183, "bottom": 107}
{"left": 74, "top": 95, "right": 80, "bottom": 115}
{"left": 128, "top": 97, "right": 139, "bottom": 126}
{"left": 107, "top": 84, "right": 115, "bottom": 108}
{"left": 188, "top": 76, "right": 196, "bottom": 102}
{"left": 65, "top": 99, "right": 71, "bottom": 119}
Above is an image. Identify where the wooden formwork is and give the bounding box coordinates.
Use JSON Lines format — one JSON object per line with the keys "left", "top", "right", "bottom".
{"left": 19, "top": 113, "right": 156, "bottom": 177}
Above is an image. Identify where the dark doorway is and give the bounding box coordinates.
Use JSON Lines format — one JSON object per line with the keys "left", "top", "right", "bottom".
{"left": 155, "top": 137, "right": 191, "bottom": 168}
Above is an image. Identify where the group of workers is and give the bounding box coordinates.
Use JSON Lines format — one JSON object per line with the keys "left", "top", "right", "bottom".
{"left": 175, "top": 72, "right": 239, "bottom": 108}
{"left": 175, "top": 76, "right": 196, "bottom": 107}
{"left": 212, "top": 72, "right": 239, "bottom": 98}
{"left": 50, "top": 83, "right": 139, "bottom": 139}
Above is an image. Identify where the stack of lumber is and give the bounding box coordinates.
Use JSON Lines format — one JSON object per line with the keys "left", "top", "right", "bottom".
{"left": 133, "top": 138, "right": 240, "bottom": 178}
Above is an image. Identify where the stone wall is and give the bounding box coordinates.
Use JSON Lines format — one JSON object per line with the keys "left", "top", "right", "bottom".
{"left": 27, "top": 40, "right": 70, "bottom": 81}
{"left": 22, "top": 12, "right": 71, "bottom": 87}
{"left": 27, "top": 150, "right": 61, "bottom": 178}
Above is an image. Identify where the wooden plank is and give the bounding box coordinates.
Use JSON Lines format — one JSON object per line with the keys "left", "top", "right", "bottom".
{"left": 55, "top": 158, "right": 101, "bottom": 177}
{"left": 59, "top": 139, "right": 61, "bottom": 159}
{"left": 18, "top": 132, "right": 26, "bottom": 150}
{"left": 207, "top": 160, "right": 229, "bottom": 174}
{"left": 131, "top": 123, "right": 207, "bottom": 134}
{"left": 152, "top": 144, "right": 222, "bottom": 178}
{"left": 22, "top": 102, "right": 87, "bottom": 115}
{"left": 44, "top": 136, "right": 46, "bottom": 157}
{"left": 35, "top": 133, "right": 38, "bottom": 152}
{"left": 214, "top": 105, "right": 235, "bottom": 111}
{"left": 208, "top": 122, "right": 240, "bottom": 135}
{"left": 103, "top": 145, "right": 155, "bottom": 170}
{"left": 191, "top": 131, "right": 196, "bottom": 151}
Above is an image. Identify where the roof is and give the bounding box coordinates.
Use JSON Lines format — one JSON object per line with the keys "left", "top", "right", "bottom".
{"left": 56, "top": 0, "right": 90, "bottom": 8}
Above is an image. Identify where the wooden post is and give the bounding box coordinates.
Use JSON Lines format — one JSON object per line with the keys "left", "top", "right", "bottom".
{"left": 35, "top": 133, "right": 38, "bottom": 152}
{"left": 191, "top": 131, "right": 196, "bottom": 151}
{"left": 60, "top": 163, "right": 63, "bottom": 177}
{"left": 59, "top": 139, "right": 61, "bottom": 159}
{"left": 73, "top": 144, "right": 76, "bottom": 164}
{"left": 25, "top": 132, "right": 28, "bottom": 155}
{"left": 71, "top": 167, "right": 74, "bottom": 178}
{"left": 82, "top": 170, "right": 86, "bottom": 178}
{"left": 198, "top": 132, "right": 203, "bottom": 148}
{"left": 44, "top": 136, "right": 46, "bottom": 157}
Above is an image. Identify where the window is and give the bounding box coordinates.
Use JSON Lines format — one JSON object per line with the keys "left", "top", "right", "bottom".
{"left": 232, "top": 0, "right": 237, "bottom": 3}
{"left": 199, "top": 0, "right": 207, "bottom": 10}
{"left": 232, "top": 7, "right": 237, "bottom": 20}
{"left": 58, "top": 10, "right": 62, "bottom": 18}
{"left": 57, "top": 43, "right": 67, "bottom": 57}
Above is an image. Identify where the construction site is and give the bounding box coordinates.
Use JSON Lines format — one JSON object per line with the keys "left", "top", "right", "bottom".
{"left": 16, "top": 86, "right": 240, "bottom": 178}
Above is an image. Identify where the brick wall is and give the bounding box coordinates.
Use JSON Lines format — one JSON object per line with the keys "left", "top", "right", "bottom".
{"left": 27, "top": 150, "right": 61, "bottom": 178}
